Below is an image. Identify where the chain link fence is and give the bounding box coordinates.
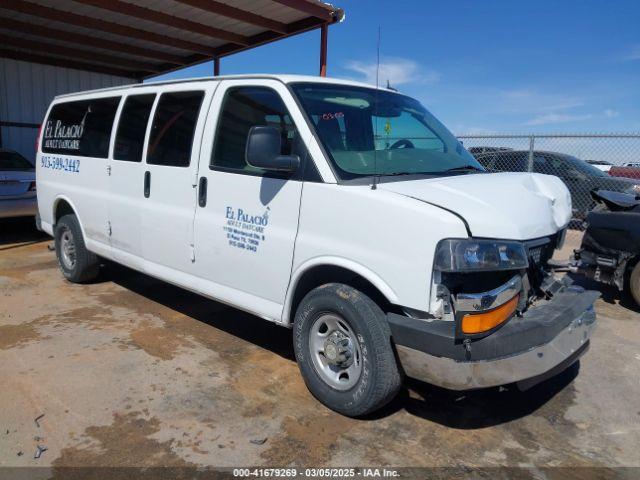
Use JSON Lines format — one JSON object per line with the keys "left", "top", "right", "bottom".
{"left": 457, "top": 134, "right": 640, "bottom": 221}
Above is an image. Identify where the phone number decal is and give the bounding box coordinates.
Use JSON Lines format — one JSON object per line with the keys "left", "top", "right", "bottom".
{"left": 41, "top": 155, "right": 80, "bottom": 173}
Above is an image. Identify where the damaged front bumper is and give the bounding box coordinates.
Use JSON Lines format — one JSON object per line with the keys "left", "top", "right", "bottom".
{"left": 388, "top": 286, "right": 598, "bottom": 391}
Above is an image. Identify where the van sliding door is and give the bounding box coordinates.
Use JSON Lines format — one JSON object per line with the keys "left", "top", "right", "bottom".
{"left": 140, "top": 84, "right": 215, "bottom": 280}
{"left": 109, "top": 92, "right": 156, "bottom": 269}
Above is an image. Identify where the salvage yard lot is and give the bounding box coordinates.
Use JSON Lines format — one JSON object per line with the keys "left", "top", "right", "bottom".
{"left": 1, "top": 219, "right": 639, "bottom": 471}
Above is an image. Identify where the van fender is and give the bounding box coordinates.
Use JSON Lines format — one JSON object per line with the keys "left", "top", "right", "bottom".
{"left": 282, "top": 256, "right": 399, "bottom": 325}
{"left": 51, "top": 194, "right": 88, "bottom": 240}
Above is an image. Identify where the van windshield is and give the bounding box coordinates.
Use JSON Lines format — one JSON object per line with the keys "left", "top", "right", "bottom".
{"left": 291, "top": 83, "right": 483, "bottom": 180}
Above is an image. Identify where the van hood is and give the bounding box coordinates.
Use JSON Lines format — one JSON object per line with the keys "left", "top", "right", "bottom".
{"left": 378, "top": 172, "right": 572, "bottom": 240}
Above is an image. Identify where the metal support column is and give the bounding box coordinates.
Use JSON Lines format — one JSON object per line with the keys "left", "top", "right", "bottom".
{"left": 319, "top": 23, "right": 328, "bottom": 77}
{"left": 528, "top": 135, "right": 535, "bottom": 172}
{"left": 213, "top": 56, "right": 220, "bottom": 76}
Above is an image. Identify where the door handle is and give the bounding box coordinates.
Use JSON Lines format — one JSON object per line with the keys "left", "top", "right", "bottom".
{"left": 144, "top": 171, "right": 151, "bottom": 198}
{"left": 198, "top": 177, "right": 208, "bottom": 207}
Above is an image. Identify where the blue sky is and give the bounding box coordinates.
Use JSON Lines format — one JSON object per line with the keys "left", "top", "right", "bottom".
{"left": 153, "top": 0, "right": 639, "bottom": 135}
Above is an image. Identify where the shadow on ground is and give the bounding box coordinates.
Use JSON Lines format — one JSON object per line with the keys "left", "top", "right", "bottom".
{"left": 0, "top": 217, "right": 46, "bottom": 248}
{"left": 103, "top": 261, "right": 579, "bottom": 429}
{"left": 568, "top": 272, "right": 640, "bottom": 314}
{"left": 106, "top": 262, "right": 296, "bottom": 362}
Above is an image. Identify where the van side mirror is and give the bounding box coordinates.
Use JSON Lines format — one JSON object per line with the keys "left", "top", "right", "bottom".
{"left": 245, "top": 126, "right": 300, "bottom": 173}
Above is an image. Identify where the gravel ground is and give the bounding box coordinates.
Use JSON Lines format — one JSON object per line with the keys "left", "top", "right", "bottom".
{"left": 1, "top": 218, "right": 639, "bottom": 477}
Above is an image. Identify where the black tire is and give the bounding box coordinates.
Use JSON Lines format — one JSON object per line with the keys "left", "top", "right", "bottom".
{"left": 293, "top": 283, "right": 402, "bottom": 417}
{"left": 629, "top": 261, "right": 640, "bottom": 307}
{"left": 54, "top": 214, "right": 99, "bottom": 283}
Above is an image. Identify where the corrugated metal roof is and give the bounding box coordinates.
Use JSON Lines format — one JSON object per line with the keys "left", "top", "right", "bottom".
{"left": 0, "top": 0, "right": 343, "bottom": 79}
{"left": 0, "top": 57, "right": 135, "bottom": 161}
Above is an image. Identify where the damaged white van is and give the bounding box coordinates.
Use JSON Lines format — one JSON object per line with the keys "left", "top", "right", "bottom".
{"left": 36, "top": 75, "right": 597, "bottom": 416}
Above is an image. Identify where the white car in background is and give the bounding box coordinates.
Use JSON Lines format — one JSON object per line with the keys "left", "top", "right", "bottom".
{"left": 0, "top": 149, "right": 37, "bottom": 218}
{"left": 585, "top": 159, "right": 613, "bottom": 172}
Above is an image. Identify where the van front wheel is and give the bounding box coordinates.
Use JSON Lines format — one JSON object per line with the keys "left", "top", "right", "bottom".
{"left": 293, "top": 283, "right": 401, "bottom": 417}
{"left": 54, "top": 214, "right": 99, "bottom": 283}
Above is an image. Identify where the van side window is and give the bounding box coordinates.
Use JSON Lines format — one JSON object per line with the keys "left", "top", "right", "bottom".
{"left": 114, "top": 94, "right": 156, "bottom": 162}
{"left": 42, "top": 97, "right": 121, "bottom": 158}
{"left": 147, "top": 91, "right": 204, "bottom": 167}
{"left": 211, "top": 87, "right": 301, "bottom": 175}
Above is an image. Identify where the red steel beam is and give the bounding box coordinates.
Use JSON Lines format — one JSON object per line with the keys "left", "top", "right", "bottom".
{"left": 319, "top": 23, "right": 328, "bottom": 76}
{"left": 213, "top": 16, "right": 325, "bottom": 58}
{"left": 270, "top": 0, "right": 335, "bottom": 22}
{"left": 2, "top": 0, "right": 217, "bottom": 55}
{"left": 174, "top": 0, "right": 288, "bottom": 34}
{"left": 74, "top": 0, "right": 249, "bottom": 45}
{"left": 0, "top": 17, "right": 186, "bottom": 66}
{"left": 0, "top": 49, "right": 142, "bottom": 79}
{"left": 0, "top": 34, "right": 159, "bottom": 73}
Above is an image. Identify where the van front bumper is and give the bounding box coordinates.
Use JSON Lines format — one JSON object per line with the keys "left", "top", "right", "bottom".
{"left": 388, "top": 287, "right": 598, "bottom": 391}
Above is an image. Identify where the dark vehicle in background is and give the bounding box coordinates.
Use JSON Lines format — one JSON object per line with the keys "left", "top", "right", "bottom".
{"left": 573, "top": 190, "right": 640, "bottom": 307}
{"left": 0, "top": 149, "right": 37, "bottom": 219}
{"left": 467, "top": 146, "right": 512, "bottom": 156}
{"left": 609, "top": 165, "right": 640, "bottom": 180}
{"left": 475, "top": 150, "right": 639, "bottom": 218}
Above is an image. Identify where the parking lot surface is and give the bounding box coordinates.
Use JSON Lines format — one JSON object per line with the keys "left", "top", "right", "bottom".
{"left": 1, "top": 219, "right": 639, "bottom": 473}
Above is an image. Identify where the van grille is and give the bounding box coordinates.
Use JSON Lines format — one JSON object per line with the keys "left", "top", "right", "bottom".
{"left": 524, "top": 235, "right": 557, "bottom": 292}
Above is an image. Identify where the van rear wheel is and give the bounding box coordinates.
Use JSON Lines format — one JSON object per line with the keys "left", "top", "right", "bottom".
{"left": 54, "top": 214, "right": 99, "bottom": 283}
{"left": 293, "top": 283, "right": 401, "bottom": 417}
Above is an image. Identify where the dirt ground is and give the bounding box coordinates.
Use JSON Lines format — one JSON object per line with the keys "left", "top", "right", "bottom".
{"left": 1, "top": 218, "right": 639, "bottom": 475}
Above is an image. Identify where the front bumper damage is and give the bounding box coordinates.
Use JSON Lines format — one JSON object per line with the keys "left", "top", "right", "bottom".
{"left": 388, "top": 286, "right": 598, "bottom": 391}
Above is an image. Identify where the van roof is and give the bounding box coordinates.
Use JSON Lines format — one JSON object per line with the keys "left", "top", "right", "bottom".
{"left": 54, "top": 74, "right": 395, "bottom": 100}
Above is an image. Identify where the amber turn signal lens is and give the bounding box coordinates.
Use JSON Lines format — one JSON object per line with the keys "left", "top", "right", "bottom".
{"left": 461, "top": 294, "right": 519, "bottom": 334}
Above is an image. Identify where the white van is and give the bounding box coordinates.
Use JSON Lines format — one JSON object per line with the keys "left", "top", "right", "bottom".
{"left": 36, "top": 75, "right": 597, "bottom": 416}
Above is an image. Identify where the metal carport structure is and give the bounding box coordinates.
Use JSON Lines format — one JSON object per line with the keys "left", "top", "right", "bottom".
{"left": 0, "top": 0, "right": 344, "bottom": 160}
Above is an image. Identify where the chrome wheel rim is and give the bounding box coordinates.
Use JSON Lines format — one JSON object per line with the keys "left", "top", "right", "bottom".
{"left": 60, "top": 227, "right": 76, "bottom": 270}
{"left": 309, "top": 313, "right": 362, "bottom": 391}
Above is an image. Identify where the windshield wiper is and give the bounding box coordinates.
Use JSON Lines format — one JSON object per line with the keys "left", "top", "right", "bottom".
{"left": 382, "top": 172, "right": 418, "bottom": 176}
{"left": 443, "top": 165, "right": 485, "bottom": 172}
{"left": 380, "top": 166, "right": 484, "bottom": 177}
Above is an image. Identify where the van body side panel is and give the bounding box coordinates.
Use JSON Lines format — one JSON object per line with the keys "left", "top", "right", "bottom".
{"left": 36, "top": 93, "right": 122, "bottom": 258}
{"left": 287, "top": 182, "right": 469, "bottom": 321}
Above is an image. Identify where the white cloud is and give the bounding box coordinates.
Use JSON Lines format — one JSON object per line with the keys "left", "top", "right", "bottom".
{"left": 343, "top": 57, "right": 441, "bottom": 87}
{"left": 452, "top": 125, "right": 498, "bottom": 135}
{"left": 623, "top": 45, "right": 640, "bottom": 61}
{"left": 525, "top": 113, "right": 593, "bottom": 126}
{"left": 525, "top": 108, "right": 621, "bottom": 126}
{"left": 501, "top": 89, "right": 583, "bottom": 114}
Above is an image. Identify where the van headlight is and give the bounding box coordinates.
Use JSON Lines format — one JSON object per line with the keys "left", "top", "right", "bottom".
{"left": 434, "top": 239, "right": 529, "bottom": 272}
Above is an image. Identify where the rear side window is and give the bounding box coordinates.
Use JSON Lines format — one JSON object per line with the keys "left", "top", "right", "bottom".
{"left": 42, "top": 97, "right": 120, "bottom": 158}
{"left": 147, "top": 91, "right": 204, "bottom": 167}
{"left": 211, "top": 87, "right": 301, "bottom": 175}
{"left": 114, "top": 94, "right": 156, "bottom": 162}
